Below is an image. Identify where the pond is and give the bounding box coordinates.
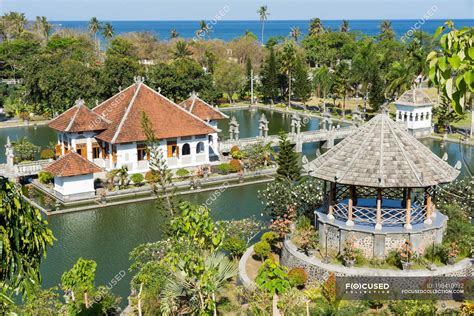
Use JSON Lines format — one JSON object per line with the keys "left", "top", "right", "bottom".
{"left": 0, "top": 109, "right": 472, "bottom": 305}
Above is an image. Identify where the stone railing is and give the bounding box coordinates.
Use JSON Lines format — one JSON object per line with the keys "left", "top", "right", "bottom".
{"left": 332, "top": 202, "right": 427, "bottom": 226}
{"left": 281, "top": 239, "right": 472, "bottom": 282}
{"left": 14, "top": 159, "right": 52, "bottom": 176}
{"left": 238, "top": 245, "right": 256, "bottom": 289}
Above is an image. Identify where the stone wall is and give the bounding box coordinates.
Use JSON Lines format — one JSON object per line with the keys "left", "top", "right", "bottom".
{"left": 281, "top": 239, "right": 472, "bottom": 283}
{"left": 318, "top": 215, "right": 447, "bottom": 259}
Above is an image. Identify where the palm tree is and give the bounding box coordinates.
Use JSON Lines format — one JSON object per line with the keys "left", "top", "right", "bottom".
{"left": 170, "top": 28, "right": 179, "bottom": 39}
{"left": 102, "top": 22, "right": 114, "bottom": 41}
{"left": 160, "top": 252, "right": 238, "bottom": 315}
{"left": 196, "top": 20, "right": 211, "bottom": 39}
{"left": 174, "top": 40, "right": 192, "bottom": 59}
{"left": 116, "top": 166, "right": 129, "bottom": 189}
{"left": 257, "top": 5, "right": 269, "bottom": 46}
{"left": 280, "top": 41, "right": 297, "bottom": 108}
{"left": 352, "top": 39, "right": 380, "bottom": 110}
{"left": 2, "top": 12, "right": 27, "bottom": 40}
{"left": 340, "top": 20, "right": 350, "bottom": 32}
{"left": 35, "top": 16, "right": 51, "bottom": 43}
{"left": 309, "top": 18, "right": 324, "bottom": 36}
{"left": 88, "top": 17, "right": 101, "bottom": 49}
{"left": 380, "top": 20, "right": 394, "bottom": 40}
{"left": 384, "top": 61, "right": 415, "bottom": 99}
{"left": 290, "top": 26, "right": 301, "bottom": 42}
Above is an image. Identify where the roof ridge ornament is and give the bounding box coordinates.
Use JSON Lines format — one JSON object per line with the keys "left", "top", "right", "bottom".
{"left": 134, "top": 76, "right": 145, "bottom": 84}
{"left": 74, "top": 99, "right": 85, "bottom": 107}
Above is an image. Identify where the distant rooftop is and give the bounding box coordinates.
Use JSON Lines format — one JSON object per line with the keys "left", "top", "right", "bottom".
{"left": 395, "top": 88, "right": 434, "bottom": 107}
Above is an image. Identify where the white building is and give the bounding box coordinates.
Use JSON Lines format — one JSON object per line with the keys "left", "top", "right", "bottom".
{"left": 48, "top": 78, "right": 227, "bottom": 174}
{"left": 394, "top": 88, "right": 434, "bottom": 138}
{"left": 44, "top": 152, "right": 102, "bottom": 198}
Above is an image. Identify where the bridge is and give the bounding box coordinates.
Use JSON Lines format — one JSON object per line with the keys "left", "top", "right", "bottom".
{"left": 0, "top": 159, "right": 52, "bottom": 178}
{"left": 219, "top": 127, "right": 356, "bottom": 153}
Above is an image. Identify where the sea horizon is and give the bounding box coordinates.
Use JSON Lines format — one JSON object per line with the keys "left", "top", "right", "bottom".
{"left": 48, "top": 19, "right": 474, "bottom": 42}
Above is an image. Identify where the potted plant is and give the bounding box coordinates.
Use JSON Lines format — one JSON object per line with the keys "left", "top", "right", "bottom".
{"left": 342, "top": 237, "right": 357, "bottom": 267}
{"left": 399, "top": 240, "right": 414, "bottom": 270}
{"left": 447, "top": 242, "right": 459, "bottom": 265}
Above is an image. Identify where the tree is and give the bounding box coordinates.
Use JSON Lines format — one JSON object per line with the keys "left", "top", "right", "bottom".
{"left": 260, "top": 46, "right": 280, "bottom": 103}
{"left": 280, "top": 40, "right": 297, "bottom": 107}
{"left": 141, "top": 112, "right": 179, "bottom": 225}
{"left": 214, "top": 60, "right": 245, "bottom": 103}
{"left": 34, "top": 16, "right": 51, "bottom": 44}
{"left": 170, "top": 28, "right": 179, "bottom": 39}
{"left": 433, "top": 96, "right": 464, "bottom": 132}
{"left": 368, "top": 72, "right": 386, "bottom": 112}
{"left": 379, "top": 20, "right": 395, "bottom": 41}
{"left": 340, "top": 20, "right": 350, "bottom": 32}
{"left": 173, "top": 40, "right": 192, "bottom": 59}
{"left": 13, "top": 137, "right": 40, "bottom": 162}
{"left": 276, "top": 132, "right": 301, "bottom": 182}
{"left": 293, "top": 55, "right": 312, "bottom": 106}
{"left": 0, "top": 177, "right": 55, "bottom": 298}
{"left": 257, "top": 5, "right": 269, "bottom": 46}
{"left": 427, "top": 21, "right": 473, "bottom": 137}
{"left": 99, "top": 37, "right": 140, "bottom": 98}
{"left": 333, "top": 61, "right": 352, "bottom": 115}
{"left": 290, "top": 27, "right": 301, "bottom": 42}
{"left": 88, "top": 17, "right": 101, "bottom": 50}
{"left": 384, "top": 61, "right": 415, "bottom": 99}
{"left": 61, "top": 258, "right": 97, "bottom": 309}
{"left": 116, "top": 165, "right": 129, "bottom": 189}
{"left": 352, "top": 38, "right": 381, "bottom": 109}
{"left": 196, "top": 20, "right": 211, "bottom": 39}
{"left": 102, "top": 22, "right": 114, "bottom": 41}
{"left": 309, "top": 18, "right": 324, "bottom": 36}
{"left": 313, "top": 66, "right": 334, "bottom": 110}
{"left": 0, "top": 12, "right": 27, "bottom": 41}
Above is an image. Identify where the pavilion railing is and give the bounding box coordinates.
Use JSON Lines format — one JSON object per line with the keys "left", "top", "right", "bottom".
{"left": 332, "top": 202, "right": 427, "bottom": 227}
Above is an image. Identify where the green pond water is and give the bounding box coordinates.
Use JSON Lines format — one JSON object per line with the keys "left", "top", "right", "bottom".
{"left": 0, "top": 108, "right": 472, "bottom": 304}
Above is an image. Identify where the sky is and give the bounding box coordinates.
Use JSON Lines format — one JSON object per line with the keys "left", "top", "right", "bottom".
{"left": 1, "top": 0, "right": 473, "bottom": 20}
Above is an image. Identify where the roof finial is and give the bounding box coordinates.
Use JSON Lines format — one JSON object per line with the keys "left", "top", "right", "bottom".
{"left": 157, "top": 87, "right": 161, "bottom": 94}
{"left": 134, "top": 76, "right": 144, "bottom": 84}
{"left": 380, "top": 103, "right": 389, "bottom": 115}
{"left": 74, "top": 99, "right": 85, "bottom": 107}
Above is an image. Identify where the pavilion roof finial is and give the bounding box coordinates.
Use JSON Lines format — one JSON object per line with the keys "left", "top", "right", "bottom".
{"left": 134, "top": 75, "right": 145, "bottom": 84}
{"left": 74, "top": 99, "right": 85, "bottom": 107}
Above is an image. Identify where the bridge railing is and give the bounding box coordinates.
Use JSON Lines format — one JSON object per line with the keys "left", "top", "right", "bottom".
{"left": 14, "top": 159, "right": 52, "bottom": 175}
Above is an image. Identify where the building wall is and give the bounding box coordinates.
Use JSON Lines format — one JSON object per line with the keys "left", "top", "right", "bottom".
{"left": 54, "top": 174, "right": 95, "bottom": 196}
{"left": 395, "top": 105, "right": 433, "bottom": 132}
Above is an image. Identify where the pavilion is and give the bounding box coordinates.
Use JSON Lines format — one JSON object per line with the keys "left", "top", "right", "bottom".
{"left": 304, "top": 111, "right": 459, "bottom": 258}
{"left": 394, "top": 88, "right": 434, "bottom": 137}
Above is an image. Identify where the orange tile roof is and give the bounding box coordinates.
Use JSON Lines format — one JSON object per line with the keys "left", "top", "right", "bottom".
{"left": 179, "top": 94, "right": 228, "bottom": 121}
{"left": 48, "top": 100, "right": 110, "bottom": 132}
{"left": 93, "top": 82, "right": 218, "bottom": 144}
{"left": 44, "top": 152, "right": 102, "bottom": 177}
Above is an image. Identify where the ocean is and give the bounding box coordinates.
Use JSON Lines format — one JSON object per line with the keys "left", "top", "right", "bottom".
{"left": 51, "top": 19, "right": 474, "bottom": 42}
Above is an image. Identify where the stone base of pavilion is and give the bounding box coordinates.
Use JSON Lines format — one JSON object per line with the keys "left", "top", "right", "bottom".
{"left": 315, "top": 210, "right": 447, "bottom": 259}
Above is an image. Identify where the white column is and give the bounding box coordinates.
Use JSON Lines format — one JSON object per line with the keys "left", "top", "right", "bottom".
{"left": 86, "top": 136, "right": 93, "bottom": 161}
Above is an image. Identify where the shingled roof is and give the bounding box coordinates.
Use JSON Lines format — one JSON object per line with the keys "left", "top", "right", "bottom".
{"left": 44, "top": 152, "right": 102, "bottom": 177}
{"left": 92, "top": 81, "right": 218, "bottom": 144}
{"left": 49, "top": 100, "right": 110, "bottom": 132}
{"left": 395, "top": 88, "right": 433, "bottom": 107}
{"left": 179, "top": 93, "right": 229, "bottom": 121}
{"left": 305, "top": 113, "right": 459, "bottom": 188}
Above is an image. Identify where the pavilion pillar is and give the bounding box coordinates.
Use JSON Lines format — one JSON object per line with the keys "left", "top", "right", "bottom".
{"left": 375, "top": 188, "right": 382, "bottom": 230}
{"left": 328, "top": 182, "right": 336, "bottom": 221}
{"left": 404, "top": 188, "right": 413, "bottom": 230}
{"left": 424, "top": 187, "right": 433, "bottom": 225}
{"left": 346, "top": 185, "right": 355, "bottom": 226}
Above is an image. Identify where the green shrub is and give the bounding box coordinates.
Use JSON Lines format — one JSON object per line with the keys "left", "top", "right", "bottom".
{"left": 175, "top": 168, "right": 190, "bottom": 178}
{"left": 254, "top": 241, "right": 271, "bottom": 261}
{"left": 287, "top": 267, "right": 307, "bottom": 288}
{"left": 423, "top": 243, "right": 444, "bottom": 264}
{"left": 261, "top": 232, "right": 279, "bottom": 246}
{"left": 256, "top": 259, "right": 290, "bottom": 295}
{"left": 38, "top": 171, "right": 54, "bottom": 184}
{"left": 295, "top": 216, "right": 312, "bottom": 230}
{"left": 40, "top": 148, "right": 55, "bottom": 159}
{"left": 222, "top": 236, "right": 247, "bottom": 258}
{"left": 385, "top": 250, "right": 401, "bottom": 268}
{"left": 130, "top": 173, "right": 144, "bottom": 185}
{"left": 217, "top": 163, "right": 233, "bottom": 175}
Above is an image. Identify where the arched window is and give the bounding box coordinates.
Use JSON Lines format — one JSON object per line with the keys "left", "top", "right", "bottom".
{"left": 415, "top": 113, "right": 418, "bottom": 121}
{"left": 409, "top": 113, "right": 413, "bottom": 121}
{"left": 196, "top": 142, "right": 205, "bottom": 154}
{"left": 398, "top": 111, "right": 402, "bottom": 120}
{"left": 426, "top": 112, "right": 430, "bottom": 120}
{"left": 182, "top": 143, "right": 191, "bottom": 155}
{"left": 404, "top": 112, "right": 408, "bottom": 121}
{"left": 420, "top": 112, "right": 424, "bottom": 121}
